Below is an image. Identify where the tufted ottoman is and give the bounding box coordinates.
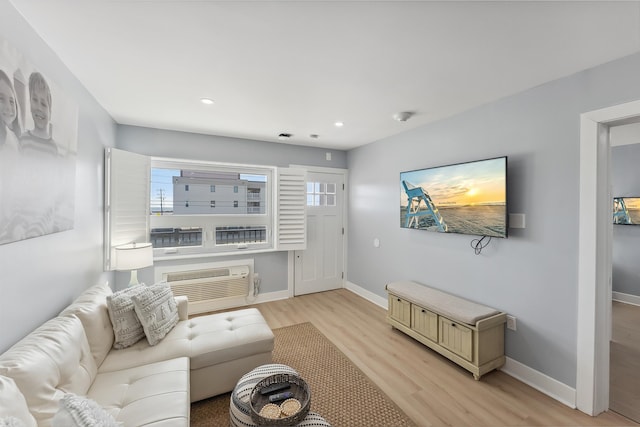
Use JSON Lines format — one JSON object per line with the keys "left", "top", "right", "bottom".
{"left": 99, "top": 306, "right": 275, "bottom": 402}
{"left": 230, "top": 364, "right": 331, "bottom": 426}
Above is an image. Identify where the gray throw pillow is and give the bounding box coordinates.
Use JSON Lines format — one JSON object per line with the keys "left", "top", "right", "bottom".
{"left": 51, "top": 394, "right": 119, "bottom": 427}
{"left": 131, "top": 283, "right": 179, "bottom": 346}
{"left": 106, "top": 286, "right": 146, "bottom": 349}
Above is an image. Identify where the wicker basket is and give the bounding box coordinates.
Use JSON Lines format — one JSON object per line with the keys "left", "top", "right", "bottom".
{"left": 249, "top": 373, "right": 311, "bottom": 425}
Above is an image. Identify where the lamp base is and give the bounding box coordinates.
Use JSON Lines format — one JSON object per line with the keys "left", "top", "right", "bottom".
{"left": 129, "top": 269, "right": 141, "bottom": 286}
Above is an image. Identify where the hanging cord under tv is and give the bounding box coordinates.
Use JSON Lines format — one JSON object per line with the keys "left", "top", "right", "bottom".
{"left": 470, "top": 235, "right": 491, "bottom": 255}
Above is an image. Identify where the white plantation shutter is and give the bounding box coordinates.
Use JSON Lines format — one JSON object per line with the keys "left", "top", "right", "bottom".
{"left": 276, "top": 168, "right": 307, "bottom": 250}
{"left": 104, "top": 148, "right": 150, "bottom": 270}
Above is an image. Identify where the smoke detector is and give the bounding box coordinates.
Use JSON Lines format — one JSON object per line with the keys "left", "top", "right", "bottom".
{"left": 393, "top": 111, "right": 413, "bottom": 122}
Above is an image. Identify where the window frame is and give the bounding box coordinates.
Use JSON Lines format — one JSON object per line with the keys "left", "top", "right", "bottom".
{"left": 106, "top": 149, "right": 307, "bottom": 266}
{"left": 150, "top": 157, "right": 275, "bottom": 258}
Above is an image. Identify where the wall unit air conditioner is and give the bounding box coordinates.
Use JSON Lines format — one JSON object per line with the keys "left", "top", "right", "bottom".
{"left": 162, "top": 264, "right": 252, "bottom": 315}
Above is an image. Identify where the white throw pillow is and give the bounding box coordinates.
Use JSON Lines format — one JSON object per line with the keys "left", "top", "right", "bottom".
{"left": 0, "top": 417, "right": 26, "bottom": 427}
{"left": 106, "top": 286, "right": 146, "bottom": 349}
{"left": 51, "top": 394, "right": 119, "bottom": 427}
{"left": 131, "top": 283, "right": 179, "bottom": 346}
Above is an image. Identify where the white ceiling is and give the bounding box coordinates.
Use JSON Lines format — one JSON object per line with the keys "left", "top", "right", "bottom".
{"left": 8, "top": 1, "right": 640, "bottom": 150}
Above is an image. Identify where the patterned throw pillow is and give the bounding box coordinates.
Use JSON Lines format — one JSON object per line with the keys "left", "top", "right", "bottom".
{"left": 51, "top": 394, "right": 119, "bottom": 427}
{"left": 106, "top": 286, "right": 147, "bottom": 349}
{"left": 0, "top": 417, "right": 26, "bottom": 427}
{"left": 131, "top": 283, "right": 179, "bottom": 346}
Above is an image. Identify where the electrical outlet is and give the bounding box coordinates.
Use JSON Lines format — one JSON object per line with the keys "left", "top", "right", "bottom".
{"left": 506, "top": 315, "right": 517, "bottom": 331}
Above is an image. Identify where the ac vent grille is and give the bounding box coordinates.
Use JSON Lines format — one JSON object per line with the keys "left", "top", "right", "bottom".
{"left": 166, "top": 267, "right": 231, "bottom": 282}
{"left": 163, "top": 265, "right": 250, "bottom": 304}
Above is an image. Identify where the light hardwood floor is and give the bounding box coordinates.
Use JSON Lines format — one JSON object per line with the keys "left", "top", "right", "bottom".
{"left": 235, "top": 289, "right": 637, "bottom": 427}
{"left": 610, "top": 301, "right": 640, "bottom": 423}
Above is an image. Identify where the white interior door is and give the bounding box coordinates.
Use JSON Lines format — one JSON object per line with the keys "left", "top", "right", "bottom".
{"left": 294, "top": 171, "right": 344, "bottom": 296}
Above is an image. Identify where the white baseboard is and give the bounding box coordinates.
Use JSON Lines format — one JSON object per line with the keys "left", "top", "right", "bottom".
{"left": 500, "top": 357, "right": 576, "bottom": 408}
{"left": 612, "top": 291, "right": 640, "bottom": 306}
{"left": 251, "top": 290, "right": 290, "bottom": 305}
{"left": 345, "top": 281, "right": 387, "bottom": 309}
{"left": 345, "top": 280, "right": 577, "bottom": 409}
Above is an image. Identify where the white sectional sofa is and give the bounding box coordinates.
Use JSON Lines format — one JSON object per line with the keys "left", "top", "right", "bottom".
{"left": 0, "top": 282, "right": 275, "bottom": 426}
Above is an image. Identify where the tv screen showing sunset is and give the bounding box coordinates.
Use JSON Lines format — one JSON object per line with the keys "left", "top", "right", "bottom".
{"left": 400, "top": 157, "right": 507, "bottom": 238}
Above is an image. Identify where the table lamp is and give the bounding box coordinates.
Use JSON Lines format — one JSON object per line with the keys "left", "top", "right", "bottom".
{"left": 114, "top": 242, "right": 153, "bottom": 286}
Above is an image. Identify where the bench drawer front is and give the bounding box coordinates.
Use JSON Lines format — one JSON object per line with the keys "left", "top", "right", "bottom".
{"left": 439, "top": 317, "right": 473, "bottom": 361}
{"left": 411, "top": 305, "right": 438, "bottom": 342}
{"left": 388, "top": 294, "right": 411, "bottom": 327}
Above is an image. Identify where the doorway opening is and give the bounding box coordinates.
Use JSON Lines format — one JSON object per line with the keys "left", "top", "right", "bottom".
{"left": 577, "top": 100, "right": 640, "bottom": 416}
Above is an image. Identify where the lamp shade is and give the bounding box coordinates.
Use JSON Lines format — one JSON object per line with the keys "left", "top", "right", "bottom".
{"left": 114, "top": 243, "right": 153, "bottom": 271}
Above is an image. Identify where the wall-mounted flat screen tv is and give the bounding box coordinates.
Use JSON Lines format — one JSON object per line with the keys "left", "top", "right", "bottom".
{"left": 400, "top": 156, "right": 508, "bottom": 238}
{"left": 613, "top": 197, "right": 640, "bottom": 225}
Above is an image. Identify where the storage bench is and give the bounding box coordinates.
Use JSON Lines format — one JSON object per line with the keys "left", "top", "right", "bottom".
{"left": 386, "top": 280, "right": 506, "bottom": 380}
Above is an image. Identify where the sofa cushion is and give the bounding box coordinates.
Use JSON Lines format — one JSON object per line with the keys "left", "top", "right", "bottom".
{"left": 59, "top": 282, "right": 114, "bottom": 366}
{"left": 106, "top": 286, "right": 147, "bottom": 349}
{"left": 88, "top": 357, "right": 189, "bottom": 427}
{"left": 51, "top": 394, "right": 119, "bottom": 427}
{"left": 0, "top": 376, "right": 37, "bottom": 427}
{"left": 0, "top": 316, "right": 97, "bottom": 425}
{"left": 185, "top": 309, "right": 275, "bottom": 371}
{"left": 98, "top": 308, "right": 274, "bottom": 373}
{"left": 131, "top": 283, "right": 179, "bottom": 346}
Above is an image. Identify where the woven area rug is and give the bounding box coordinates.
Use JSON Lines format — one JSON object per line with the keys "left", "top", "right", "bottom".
{"left": 191, "top": 322, "right": 415, "bottom": 426}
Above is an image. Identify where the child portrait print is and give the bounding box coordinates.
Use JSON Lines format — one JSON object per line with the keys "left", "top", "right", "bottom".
{"left": 0, "top": 36, "right": 78, "bottom": 245}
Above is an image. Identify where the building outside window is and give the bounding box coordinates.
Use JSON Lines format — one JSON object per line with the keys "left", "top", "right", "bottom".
{"left": 150, "top": 163, "right": 270, "bottom": 254}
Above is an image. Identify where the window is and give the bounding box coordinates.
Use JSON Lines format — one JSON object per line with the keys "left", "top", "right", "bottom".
{"left": 150, "top": 159, "right": 273, "bottom": 255}
{"left": 106, "top": 147, "right": 307, "bottom": 265}
{"left": 151, "top": 227, "right": 203, "bottom": 248}
{"left": 215, "top": 226, "right": 267, "bottom": 246}
{"left": 307, "top": 181, "right": 336, "bottom": 207}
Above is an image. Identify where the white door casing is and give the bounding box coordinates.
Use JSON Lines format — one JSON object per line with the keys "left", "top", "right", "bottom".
{"left": 577, "top": 99, "right": 640, "bottom": 416}
{"left": 294, "top": 169, "right": 346, "bottom": 296}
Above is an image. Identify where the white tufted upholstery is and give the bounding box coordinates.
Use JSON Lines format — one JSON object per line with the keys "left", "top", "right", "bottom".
{"left": 87, "top": 357, "right": 189, "bottom": 426}
{"left": 0, "top": 376, "right": 37, "bottom": 427}
{"left": 100, "top": 307, "right": 274, "bottom": 401}
{"left": 1, "top": 283, "right": 274, "bottom": 426}
{"left": 0, "top": 316, "right": 97, "bottom": 426}
{"left": 59, "top": 283, "right": 114, "bottom": 367}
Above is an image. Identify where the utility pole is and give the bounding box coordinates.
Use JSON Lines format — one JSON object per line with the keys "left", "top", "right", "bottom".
{"left": 157, "top": 189, "right": 165, "bottom": 215}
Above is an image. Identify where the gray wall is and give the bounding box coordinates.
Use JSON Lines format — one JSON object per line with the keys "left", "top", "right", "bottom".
{"left": 347, "top": 52, "right": 640, "bottom": 388}
{"left": 0, "top": 0, "right": 116, "bottom": 352}
{"left": 117, "top": 125, "right": 347, "bottom": 169}
{"left": 612, "top": 143, "right": 640, "bottom": 297}
{"left": 116, "top": 125, "right": 347, "bottom": 291}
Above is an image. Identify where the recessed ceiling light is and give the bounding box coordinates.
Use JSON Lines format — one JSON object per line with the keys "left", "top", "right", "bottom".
{"left": 200, "top": 98, "right": 214, "bottom": 105}
{"left": 334, "top": 121, "right": 344, "bottom": 127}
{"left": 393, "top": 111, "right": 413, "bottom": 122}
